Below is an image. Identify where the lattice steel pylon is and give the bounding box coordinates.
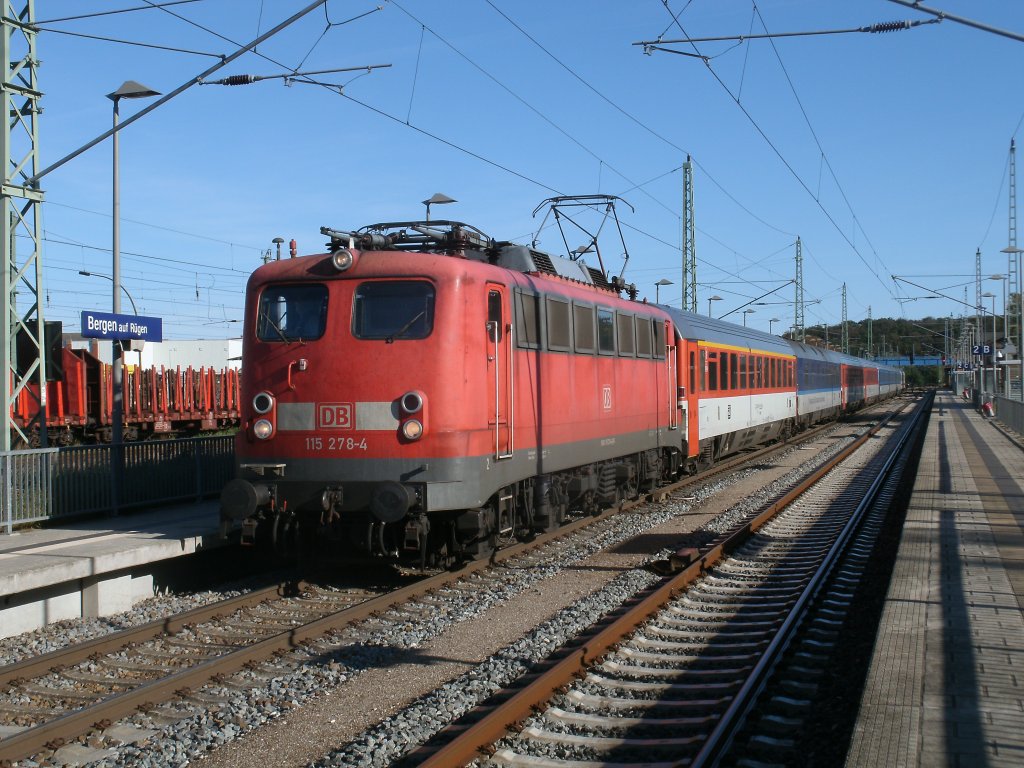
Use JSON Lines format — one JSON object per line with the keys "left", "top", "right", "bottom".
{"left": 681, "top": 156, "right": 696, "bottom": 313}
{"left": 794, "top": 237, "right": 805, "bottom": 341}
{"left": 867, "top": 306, "right": 873, "bottom": 358}
{"left": 1007, "top": 138, "right": 1020, "bottom": 399}
{"left": 1, "top": 1, "right": 46, "bottom": 451}
{"left": 841, "top": 282, "right": 849, "bottom": 354}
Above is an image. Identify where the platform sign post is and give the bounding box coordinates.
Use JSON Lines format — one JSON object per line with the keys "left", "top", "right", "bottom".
{"left": 82, "top": 310, "right": 163, "bottom": 514}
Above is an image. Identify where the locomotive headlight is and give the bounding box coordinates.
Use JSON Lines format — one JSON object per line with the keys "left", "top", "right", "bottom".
{"left": 400, "top": 390, "right": 424, "bottom": 414}
{"left": 401, "top": 419, "right": 423, "bottom": 440}
{"left": 253, "top": 418, "right": 274, "bottom": 440}
{"left": 253, "top": 391, "right": 275, "bottom": 414}
{"left": 331, "top": 248, "right": 355, "bottom": 272}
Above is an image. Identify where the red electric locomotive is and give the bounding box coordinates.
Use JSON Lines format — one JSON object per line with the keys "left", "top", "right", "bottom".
{"left": 221, "top": 214, "right": 684, "bottom": 567}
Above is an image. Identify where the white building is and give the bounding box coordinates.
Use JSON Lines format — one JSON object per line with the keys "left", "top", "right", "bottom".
{"left": 66, "top": 336, "right": 242, "bottom": 371}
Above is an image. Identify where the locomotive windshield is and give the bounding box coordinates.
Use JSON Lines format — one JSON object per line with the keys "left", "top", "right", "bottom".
{"left": 353, "top": 281, "right": 435, "bottom": 340}
{"left": 256, "top": 284, "right": 328, "bottom": 342}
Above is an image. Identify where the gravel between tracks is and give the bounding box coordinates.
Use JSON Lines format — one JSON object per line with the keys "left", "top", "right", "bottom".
{"left": 1, "top": 423, "right": 862, "bottom": 768}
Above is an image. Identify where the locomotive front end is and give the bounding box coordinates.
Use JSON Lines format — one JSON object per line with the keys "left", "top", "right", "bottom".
{"left": 222, "top": 225, "right": 500, "bottom": 568}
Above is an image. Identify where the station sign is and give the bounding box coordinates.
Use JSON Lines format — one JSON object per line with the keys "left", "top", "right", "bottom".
{"left": 972, "top": 344, "right": 991, "bottom": 355}
{"left": 81, "top": 310, "right": 163, "bottom": 342}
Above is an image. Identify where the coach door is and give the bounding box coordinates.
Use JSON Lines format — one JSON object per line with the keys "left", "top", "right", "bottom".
{"left": 486, "top": 286, "right": 513, "bottom": 459}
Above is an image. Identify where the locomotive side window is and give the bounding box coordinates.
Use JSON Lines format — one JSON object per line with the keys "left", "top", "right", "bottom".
{"left": 488, "top": 290, "right": 503, "bottom": 342}
{"left": 352, "top": 281, "right": 435, "bottom": 340}
{"left": 597, "top": 309, "right": 616, "bottom": 354}
{"left": 616, "top": 314, "right": 635, "bottom": 356}
{"left": 653, "top": 321, "right": 666, "bottom": 359}
{"left": 257, "top": 284, "right": 328, "bottom": 342}
{"left": 546, "top": 297, "right": 571, "bottom": 351}
{"left": 573, "top": 304, "right": 596, "bottom": 353}
{"left": 636, "top": 318, "right": 652, "bottom": 358}
{"left": 515, "top": 291, "right": 541, "bottom": 349}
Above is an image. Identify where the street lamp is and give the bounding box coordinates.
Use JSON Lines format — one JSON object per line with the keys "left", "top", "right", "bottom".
{"left": 79, "top": 271, "right": 138, "bottom": 314}
{"left": 108, "top": 80, "right": 159, "bottom": 513}
{"left": 769, "top": 317, "right": 780, "bottom": 335}
{"left": 655, "top": 278, "right": 673, "bottom": 304}
{"left": 707, "top": 294, "right": 722, "bottom": 317}
{"left": 422, "top": 192, "right": 456, "bottom": 222}
{"left": 743, "top": 308, "right": 755, "bottom": 327}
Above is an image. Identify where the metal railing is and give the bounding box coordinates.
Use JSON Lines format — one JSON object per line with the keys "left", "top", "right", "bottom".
{"left": 995, "top": 395, "right": 1024, "bottom": 436}
{"left": 2, "top": 435, "right": 234, "bottom": 534}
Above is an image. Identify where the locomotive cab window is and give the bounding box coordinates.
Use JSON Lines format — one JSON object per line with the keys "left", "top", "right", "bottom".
{"left": 353, "top": 281, "right": 435, "bottom": 340}
{"left": 257, "top": 284, "right": 328, "bottom": 342}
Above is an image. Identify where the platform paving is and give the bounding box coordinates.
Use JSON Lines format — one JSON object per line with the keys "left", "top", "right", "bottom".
{"left": 846, "top": 390, "right": 1024, "bottom": 767}
{"left": 0, "top": 500, "right": 224, "bottom": 638}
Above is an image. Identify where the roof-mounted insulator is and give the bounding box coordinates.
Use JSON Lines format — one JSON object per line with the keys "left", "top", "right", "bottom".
{"left": 865, "top": 20, "right": 912, "bottom": 33}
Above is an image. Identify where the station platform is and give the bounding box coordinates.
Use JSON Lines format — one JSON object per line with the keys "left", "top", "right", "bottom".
{"left": 0, "top": 500, "right": 225, "bottom": 639}
{"left": 847, "top": 390, "right": 1024, "bottom": 767}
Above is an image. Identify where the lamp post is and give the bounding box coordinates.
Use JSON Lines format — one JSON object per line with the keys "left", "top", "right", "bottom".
{"left": 769, "top": 317, "right": 780, "bottom": 335}
{"left": 108, "top": 80, "right": 159, "bottom": 514}
{"left": 707, "top": 294, "right": 722, "bottom": 317}
{"left": 655, "top": 278, "right": 673, "bottom": 304}
{"left": 743, "top": 308, "right": 755, "bottom": 327}
{"left": 990, "top": 274, "right": 1008, "bottom": 394}
{"left": 79, "top": 271, "right": 139, "bottom": 314}
{"left": 422, "top": 192, "right": 456, "bottom": 222}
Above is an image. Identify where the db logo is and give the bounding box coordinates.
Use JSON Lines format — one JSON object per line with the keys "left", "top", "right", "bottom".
{"left": 602, "top": 386, "right": 612, "bottom": 410}
{"left": 318, "top": 402, "right": 353, "bottom": 430}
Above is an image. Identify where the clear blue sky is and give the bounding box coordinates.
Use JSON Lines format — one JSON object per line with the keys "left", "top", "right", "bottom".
{"left": 34, "top": 1, "right": 1024, "bottom": 340}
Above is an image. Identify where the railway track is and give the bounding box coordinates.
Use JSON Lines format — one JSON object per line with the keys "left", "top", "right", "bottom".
{"left": 0, "top": 401, "right": 912, "bottom": 766}
{"left": 408, "top": 393, "right": 929, "bottom": 767}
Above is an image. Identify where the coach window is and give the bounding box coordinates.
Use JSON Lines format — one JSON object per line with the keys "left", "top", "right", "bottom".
{"left": 573, "top": 304, "right": 596, "bottom": 353}
{"left": 258, "top": 283, "right": 329, "bottom": 342}
{"left": 352, "top": 281, "right": 435, "bottom": 340}
{"left": 740, "top": 354, "right": 749, "bottom": 389}
{"left": 699, "top": 349, "right": 707, "bottom": 391}
{"left": 689, "top": 350, "right": 696, "bottom": 393}
{"left": 515, "top": 291, "right": 541, "bottom": 349}
{"left": 707, "top": 351, "right": 719, "bottom": 391}
{"left": 597, "top": 308, "right": 616, "bottom": 354}
{"left": 546, "top": 297, "right": 571, "bottom": 352}
{"left": 653, "top": 320, "right": 666, "bottom": 359}
{"left": 729, "top": 353, "right": 738, "bottom": 390}
{"left": 636, "top": 316, "right": 652, "bottom": 357}
{"left": 756, "top": 356, "right": 764, "bottom": 389}
{"left": 616, "top": 313, "right": 635, "bottom": 356}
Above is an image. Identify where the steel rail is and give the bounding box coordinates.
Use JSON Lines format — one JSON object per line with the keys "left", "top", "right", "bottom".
{"left": 0, "top": 406, "right": 891, "bottom": 764}
{"left": 415, "top": 402, "right": 911, "bottom": 767}
{"left": 0, "top": 580, "right": 308, "bottom": 691}
{"left": 692, "top": 391, "right": 930, "bottom": 766}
